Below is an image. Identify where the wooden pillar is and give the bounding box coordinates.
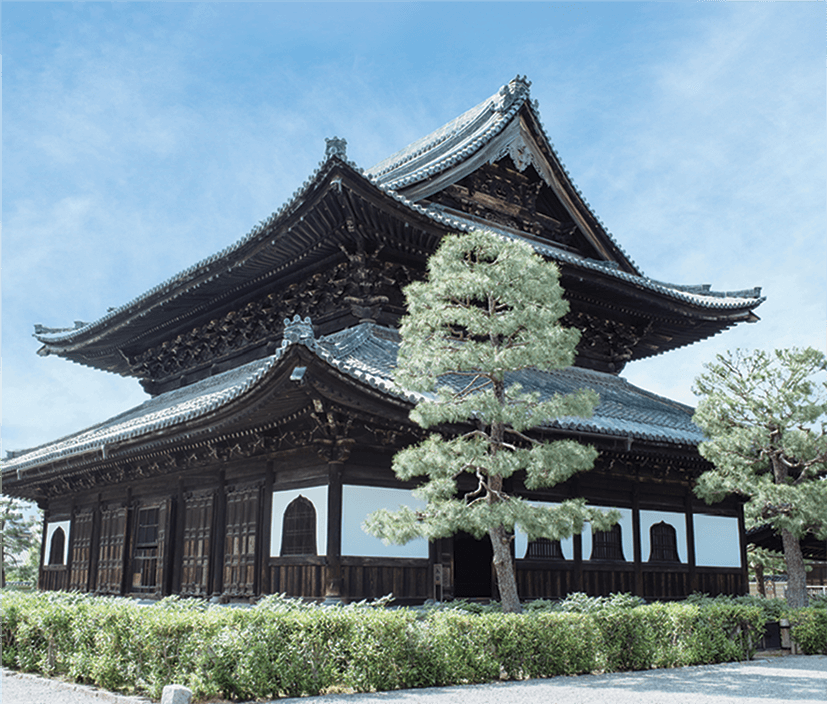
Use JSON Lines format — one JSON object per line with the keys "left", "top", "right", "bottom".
{"left": 89, "top": 495, "right": 102, "bottom": 592}
{"left": 632, "top": 487, "right": 643, "bottom": 597}
{"left": 120, "top": 489, "right": 132, "bottom": 596}
{"left": 684, "top": 490, "right": 697, "bottom": 595}
{"left": 573, "top": 533, "right": 583, "bottom": 593}
{"left": 64, "top": 501, "right": 75, "bottom": 589}
{"left": 570, "top": 478, "right": 583, "bottom": 593}
{"left": 325, "top": 459, "right": 344, "bottom": 601}
{"left": 259, "top": 462, "right": 274, "bottom": 595}
{"left": 171, "top": 478, "right": 186, "bottom": 594}
{"left": 36, "top": 512, "right": 49, "bottom": 590}
{"left": 211, "top": 470, "right": 227, "bottom": 598}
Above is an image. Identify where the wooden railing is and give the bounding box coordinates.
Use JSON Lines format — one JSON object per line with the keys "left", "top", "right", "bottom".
{"left": 267, "top": 556, "right": 430, "bottom": 601}
{"left": 517, "top": 560, "right": 745, "bottom": 600}
{"left": 342, "top": 557, "right": 430, "bottom": 601}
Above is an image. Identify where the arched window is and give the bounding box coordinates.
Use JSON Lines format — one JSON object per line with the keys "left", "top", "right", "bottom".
{"left": 525, "top": 537, "right": 565, "bottom": 560}
{"left": 648, "top": 521, "right": 680, "bottom": 562}
{"left": 590, "top": 523, "right": 625, "bottom": 561}
{"left": 48, "top": 527, "right": 66, "bottom": 565}
{"left": 281, "top": 496, "right": 317, "bottom": 556}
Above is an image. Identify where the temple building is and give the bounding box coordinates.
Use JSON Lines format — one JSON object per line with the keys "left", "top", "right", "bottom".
{"left": 2, "top": 77, "right": 764, "bottom": 603}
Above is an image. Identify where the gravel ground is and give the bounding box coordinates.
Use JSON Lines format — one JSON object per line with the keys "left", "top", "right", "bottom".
{"left": 3, "top": 655, "right": 825, "bottom": 704}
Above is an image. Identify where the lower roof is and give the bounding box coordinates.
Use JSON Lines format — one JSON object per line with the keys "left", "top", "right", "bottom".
{"left": 3, "top": 320, "right": 705, "bottom": 489}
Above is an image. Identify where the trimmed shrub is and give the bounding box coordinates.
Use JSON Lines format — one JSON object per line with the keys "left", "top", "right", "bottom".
{"left": 790, "top": 609, "right": 827, "bottom": 654}
{"left": 0, "top": 590, "right": 767, "bottom": 700}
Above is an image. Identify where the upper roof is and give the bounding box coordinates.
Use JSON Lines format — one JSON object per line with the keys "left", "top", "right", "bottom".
{"left": 30, "top": 77, "right": 763, "bottom": 378}
{"left": 4, "top": 319, "right": 704, "bottom": 495}
{"left": 368, "top": 76, "right": 638, "bottom": 273}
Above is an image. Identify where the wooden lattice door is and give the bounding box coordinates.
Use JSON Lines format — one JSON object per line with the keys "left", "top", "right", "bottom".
{"left": 181, "top": 491, "right": 214, "bottom": 597}
{"left": 97, "top": 506, "right": 128, "bottom": 594}
{"left": 68, "top": 509, "right": 94, "bottom": 591}
{"left": 130, "top": 500, "right": 170, "bottom": 597}
{"left": 223, "top": 483, "right": 260, "bottom": 597}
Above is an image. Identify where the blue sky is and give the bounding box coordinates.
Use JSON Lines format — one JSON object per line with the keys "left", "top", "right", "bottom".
{"left": 3, "top": 2, "right": 825, "bottom": 455}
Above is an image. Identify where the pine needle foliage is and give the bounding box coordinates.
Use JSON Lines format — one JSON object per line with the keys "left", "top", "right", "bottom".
{"left": 365, "top": 231, "right": 618, "bottom": 613}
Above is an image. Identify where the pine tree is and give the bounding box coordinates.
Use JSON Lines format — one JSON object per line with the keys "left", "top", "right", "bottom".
{"left": 365, "top": 230, "right": 618, "bottom": 613}
{"left": 692, "top": 347, "right": 827, "bottom": 608}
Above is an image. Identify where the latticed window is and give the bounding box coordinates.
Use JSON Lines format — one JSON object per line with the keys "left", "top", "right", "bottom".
{"left": 281, "top": 496, "right": 317, "bottom": 556}
{"left": 648, "top": 521, "right": 680, "bottom": 562}
{"left": 590, "top": 523, "right": 625, "bottom": 561}
{"left": 48, "top": 527, "right": 65, "bottom": 565}
{"left": 525, "top": 537, "right": 565, "bottom": 560}
{"left": 132, "top": 507, "right": 160, "bottom": 592}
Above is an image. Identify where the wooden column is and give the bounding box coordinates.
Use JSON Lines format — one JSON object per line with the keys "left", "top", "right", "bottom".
{"left": 684, "top": 490, "right": 697, "bottom": 595}
{"left": 172, "top": 478, "right": 186, "bottom": 594}
{"left": 259, "top": 462, "right": 274, "bottom": 595}
{"left": 88, "top": 495, "right": 102, "bottom": 592}
{"left": 36, "top": 512, "right": 49, "bottom": 590}
{"left": 211, "top": 470, "right": 227, "bottom": 598}
{"left": 571, "top": 478, "right": 583, "bottom": 593}
{"left": 120, "top": 489, "right": 132, "bottom": 596}
{"left": 325, "top": 459, "right": 345, "bottom": 600}
{"left": 632, "top": 487, "right": 642, "bottom": 597}
{"left": 573, "top": 533, "right": 583, "bottom": 593}
{"left": 65, "top": 501, "right": 75, "bottom": 588}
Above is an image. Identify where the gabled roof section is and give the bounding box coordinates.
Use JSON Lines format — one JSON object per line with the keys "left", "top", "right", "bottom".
{"left": 367, "top": 76, "right": 640, "bottom": 274}
{"left": 3, "top": 320, "right": 705, "bottom": 496}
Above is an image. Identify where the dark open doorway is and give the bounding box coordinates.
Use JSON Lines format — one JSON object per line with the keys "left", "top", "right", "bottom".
{"left": 453, "top": 532, "right": 493, "bottom": 598}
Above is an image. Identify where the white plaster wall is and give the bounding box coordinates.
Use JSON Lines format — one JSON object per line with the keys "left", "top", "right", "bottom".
{"left": 513, "top": 502, "right": 574, "bottom": 559}
{"left": 342, "top": 485, "right": 428, "bottom": 558}
{"left": 582, "top": 507, "right": 633, "bottom": 561}
{"left": 694, "top": 514, "right": 742, "bottom": 567}
{"left": 270, "top": 486, "right": 328, "bottom": 557}
{"left": 44, "top": 520, "right": 70, "bottom": 565}
{"left": 640, "top": 510, "right": 688, "bottom": 563}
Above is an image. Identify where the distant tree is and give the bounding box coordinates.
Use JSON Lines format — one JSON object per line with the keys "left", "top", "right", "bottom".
{"left": 1, "top": 497, "right": 41, "bottom": 587}
{"left": 365, "top": 230, "right": 618, "bottom": 613}
{"left": 692, "top": 347, "right": 827, "bottom": 608}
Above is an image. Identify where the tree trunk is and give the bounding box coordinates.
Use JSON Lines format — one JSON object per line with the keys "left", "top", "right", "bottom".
{"left": 781, "top": 527, "right": 808, "bottom": 608}
{"left": 489, "top": 523, "right": 521, "bottom": 613}
{"left": 754, "top": 561, "right": 766, "bottom": 598}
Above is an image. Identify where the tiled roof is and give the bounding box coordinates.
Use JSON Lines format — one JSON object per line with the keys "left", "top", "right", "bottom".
{"left": 422, "top": 211, "right": 763, "bottom": 310}
{"left": 4, "top": 321, "right": 704, "bottom": 478}
{"left": 3, "top": 355, "right": 281, "bottom": 475}
{"left": 367, "top": 78, "right": 530, "bottom": 189}
{"left": 317, "top": 324, "right": 705, "bottom": 446}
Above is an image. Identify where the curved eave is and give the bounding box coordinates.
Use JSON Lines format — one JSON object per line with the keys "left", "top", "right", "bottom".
{"left": 33, "top": 163, "right": 332, "bottom": 349}
{"left": 31, "top": 160, "right": 448, "bottom": 375}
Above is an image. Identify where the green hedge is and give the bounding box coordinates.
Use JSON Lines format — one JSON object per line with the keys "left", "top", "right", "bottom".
{"left": 1, "top": 592, "right": 765, "bottom": 701}
{"left": 790, "top": 609, "right": 827, "bottom": 654}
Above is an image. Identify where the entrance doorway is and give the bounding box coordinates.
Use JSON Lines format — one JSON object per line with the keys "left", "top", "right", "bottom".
{"left": 453, "top": 532, "right": 493, "bottom": 598}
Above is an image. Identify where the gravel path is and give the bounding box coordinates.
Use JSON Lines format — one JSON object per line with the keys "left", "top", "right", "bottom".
{"left": 3, "top": 655, "right": 825, "bottom": 704}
